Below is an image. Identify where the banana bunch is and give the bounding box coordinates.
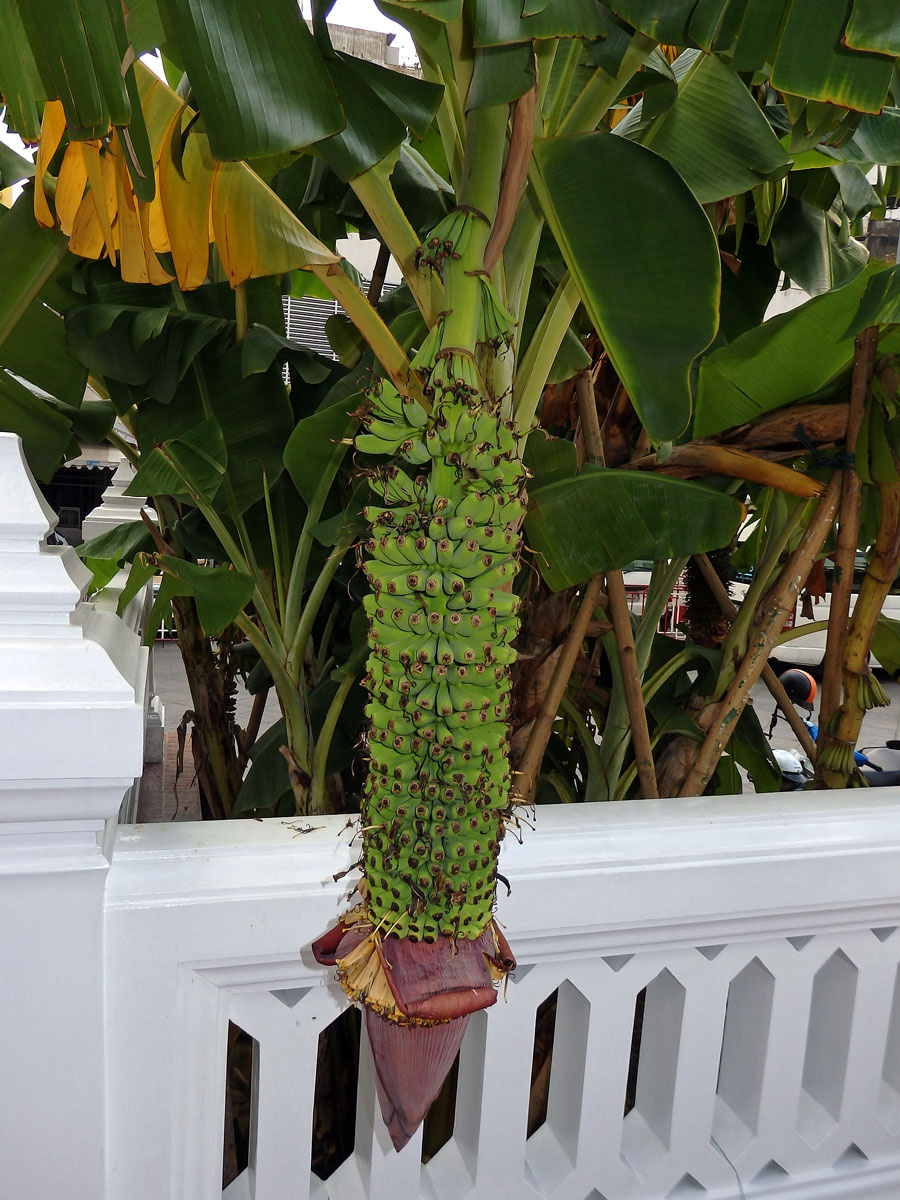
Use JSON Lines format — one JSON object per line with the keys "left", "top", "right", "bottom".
{"left": 352, "top": 246, "right": 527, "bottom": 943}
{"left": 858, "top": 669, "right": 890, "bottom": 711}
{"left": 477, "top": 276, "right": 515, "bottom": 350}
{"left": 855, "top": 382, "right": 900, "bottom": 485}
{"left": 414, "top": 206, "right": 479, "bottom": 276}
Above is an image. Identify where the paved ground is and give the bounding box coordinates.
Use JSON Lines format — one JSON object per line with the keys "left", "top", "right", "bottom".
{"left": 136, "top": 642, "right": 900, "bottom": 821}
{"left": 750, "top": 675, "right": 900, "bottom": 755}
{"left": 137, "top": 641, "right": 281, "bottom": 822}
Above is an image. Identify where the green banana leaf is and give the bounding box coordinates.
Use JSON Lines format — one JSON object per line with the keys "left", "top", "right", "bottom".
{"left": 0, "top": 192, "right": 87, "bottom": 477}
{"left": 525, "top": 467, "right": 743, "bottom": 591}
{"left": 0, "top": 0, "right": 45, "bottom": 139}
{"left": 771, "top": 198, "right": 869, "bottom": 297}
{"left": 534, "top": 130, "right": 720, "bottom": 442}
{"left": 316, "top": 53, "right": 441, "bottom": 182}
{"left": 625, "top": 51, "right": 790, "bottom": 204}
{"left": 0, "top": 139, "right": 34, "bottom": 187}
{"left": 283, "top": 388, "right": 359, "bottom": 507}
{"left": 160, "top": 555, "right": 255, "bottom": 636}
{"left": 78, "top": 519, "right": 154, "bottom": 566}
{"left": 466, "top": 43, "right": 536, "bottom": 110}
{"left": 471, "top": 0, "right": 608, "bottom": 44}
{"left": 0, "top": 369, "right": 77, "bottom": 480}
{"left": 127, "top": 416, "right": 227, "bottom": 503}
{"left": 771, "top": 0, "right": 893, "bottom": 114}
{"left": 131, "top": 345, "right": 294, "bottom": 512}
{"left": 845, "top": 2, "right": 900, "bottom": 55}
{"left": 157, "top": 0, "right": 344, "bottom": 160}
{"left": 694, "top": 263, "right": 884, "bottom": 438}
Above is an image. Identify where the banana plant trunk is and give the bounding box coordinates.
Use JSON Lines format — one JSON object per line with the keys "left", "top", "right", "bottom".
{"left": 314, "top": 107, "right": 525, "bottom": 1148}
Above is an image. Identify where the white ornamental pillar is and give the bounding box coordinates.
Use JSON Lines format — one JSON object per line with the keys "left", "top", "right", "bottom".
{"left": 80, "top": 454, "right": 157, "bottom": 543}
{"left": 0, "top": 434, "right": 143, "bottom": 1199}
{"left": 82, "top": 455, "right": 162, "bottom": 774}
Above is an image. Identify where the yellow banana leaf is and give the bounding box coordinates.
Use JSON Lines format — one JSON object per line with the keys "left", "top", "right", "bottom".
{"left": 34, "top": 62, "right": 338, "bottom": 287}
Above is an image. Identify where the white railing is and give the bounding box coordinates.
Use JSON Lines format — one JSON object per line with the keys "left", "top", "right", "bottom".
{"left": 6, "top": 430, "right": 900, "bottom": 1200}
{"left": 103, "top": 797, "right": 900, "bottom": 1200}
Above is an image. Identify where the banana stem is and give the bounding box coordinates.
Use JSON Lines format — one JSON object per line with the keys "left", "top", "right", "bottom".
{"left": 544, "top": 37, "right": 583, "bottom": 136}
{"left": 351, "top": 163, "right": 442, "bottom": 324}
{"left": 515, "top": 574, "right": 606, "bottom": 802}
{"left": 559, "top": 33, "right": 656, "bottom": 135}
{"left": 819, "top": 327, "right": 878, "bottom": 730}
{"left": 718, "top": 498, "right": 807, "bottom": 693}
{"left": 692, "top": 552, "right": 818, "bottom": 762}
{"left": 679, "top": 478, "right": 841, "bottom": 797}
{"left": 309, "top": 671, "right": 356, "bottom": 815}
{"left": 234, "top": 282, "right": 248, "bottom": 340}
{"left": 308, "top": 263, "right": 426, "bottom": 406}
{"left": 817, "top": 481, "right": 900, "bottom": 787}
{"left": 606, "top": 569, "right": 659, "bottom": 798}
{"left": 513, "top": 271, "right": 580, "bottom": 428}
{"left": 628, "top": 443, "right": 826, "bottom": 499}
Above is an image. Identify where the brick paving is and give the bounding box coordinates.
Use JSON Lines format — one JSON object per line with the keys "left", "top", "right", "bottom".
{"left": 138, "top": 730, "right": 202, "bottom": 822}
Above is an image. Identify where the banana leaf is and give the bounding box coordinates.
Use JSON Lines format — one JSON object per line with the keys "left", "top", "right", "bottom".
{"left": 694, "top": 263, "right": 888, "bottom": 437}
{"left": 525, "top": 467, "right": 743, "bottom": 591}
{"left": 625, "top": 51, "right": 790, "bottom": 204}
{"left": 534, "top": 130, "right": 720, "bottom": 442}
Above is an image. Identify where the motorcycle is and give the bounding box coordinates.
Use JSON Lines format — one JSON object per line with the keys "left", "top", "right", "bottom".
{"left": 767, "top": 669, "right": 900, "bottom": 789}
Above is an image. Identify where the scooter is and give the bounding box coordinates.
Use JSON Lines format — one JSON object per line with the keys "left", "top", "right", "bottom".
{"left": 768, "top": 669, "right": 900, "bottom": 789}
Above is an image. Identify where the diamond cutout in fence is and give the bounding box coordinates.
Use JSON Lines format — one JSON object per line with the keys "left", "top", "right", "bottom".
{"left": 528, "top": 989, "right": 559, "bottom": 1138}
{"left": 666, "top": 1173, "right": 707, "bottom": 1195}
{"left": 223, "top": 1021, "right": 255, "bottom": 1191}
{"left": 602, "top": 954, "right": 633, "bottom": 973}
{"left": 833, "top": 1143, "right": 869, "bottom": 1170}
{"left": 872, "top": 927, "right": 897, "bottom": 943}
{"left": 311, "top": 1005, "right": 361, "bottom": 1181}
{"left": 526, "top": 981, "right": 592, "bottom": 1195}
{"left": 697, "top": 945, "right": 726, "bottom": 961}
{"left": 787, "top": 935, "right": 813, "bottom": 951}
{"left": 622, "top": 970, "right": 686, "bottom": 1177}
{"left": 880, "top": 962, "right": 900, "bottom": 1135}
{"left": 624, "top": 988, "right": 645, "bottom": 1118}
{"left": 751, "top": 1160, "right": 789, "bottom": 1184}
{"left": 421, "top": 1049, "right": 460, "bottom": 1164}
{"left": 798, "top": 950, "right": 858, "bottom": 1146}
{"left": 269, "top": 987, "right": 310, "bottom": 1009}
{"left": 713, "top": 957, "right": 775, "bottom": 1158}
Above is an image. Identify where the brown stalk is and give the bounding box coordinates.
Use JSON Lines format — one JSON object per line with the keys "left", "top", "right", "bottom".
{"left": 515, "top": 575, "right": 606, "bottom": 802}
{"left": 577, "top": 368, "right": 657, "bottom": 798}
{"left": 716, "top": 401, "right": 849, "bottom": 455}
{"left": 817, "top": 481, "right": 900, "bottom": 787}
{"left": 818, "top": 328, "right": 879, "bottom": 730}
{"left": 606, "top": 570, "right": 659, "bottom": 798}
{"left": 627, "top": 444, "right": 825, "bottom": 498}
{"left": 692, "top": 552, "right": 817, "bottom": 762}
{"left": 484, "top": 83, "right": 537, "bottom": 274}
{"left": 366, "top": 241, "right": 391, "bottom": 306}
{"left": 678, "top": 477, "right": 841, "bottom": 797}
{"left": 514, "top": 370, "right": 606, "bottom": 800}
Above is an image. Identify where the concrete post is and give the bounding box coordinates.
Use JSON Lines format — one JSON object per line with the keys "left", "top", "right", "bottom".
{"left": 0, "top": 434, "right": 143, "bottom": 1198}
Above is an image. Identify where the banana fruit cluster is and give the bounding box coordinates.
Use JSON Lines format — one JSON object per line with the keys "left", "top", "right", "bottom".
{"left": 357, "top": 329, "right": 526, "bottom": 943}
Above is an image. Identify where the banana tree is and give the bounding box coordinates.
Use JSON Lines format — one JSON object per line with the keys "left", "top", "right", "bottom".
{"left": 7, "top": 0, "right": 900, "bottom": 1152}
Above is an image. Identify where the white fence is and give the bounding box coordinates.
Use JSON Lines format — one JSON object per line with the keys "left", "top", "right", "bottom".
{"left": 6, "top": 430, "right": 900, "bottom": 1200}
{"left": 102, "top": 800, "right": 900, "bottom": 1200}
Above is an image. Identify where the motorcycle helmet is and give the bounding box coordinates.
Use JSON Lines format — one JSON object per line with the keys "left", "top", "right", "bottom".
{"left": 778, "top": 668, "right": 817, "bottom": 712}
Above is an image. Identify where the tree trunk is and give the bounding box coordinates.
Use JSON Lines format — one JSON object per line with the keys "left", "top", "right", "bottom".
{"left": 172, "top": 595, "right": 243, "bottom": 820}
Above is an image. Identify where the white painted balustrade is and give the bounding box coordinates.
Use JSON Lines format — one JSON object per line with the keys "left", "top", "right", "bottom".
{"left": 6, "top": 431, "right": 900, "bottom": 1199}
